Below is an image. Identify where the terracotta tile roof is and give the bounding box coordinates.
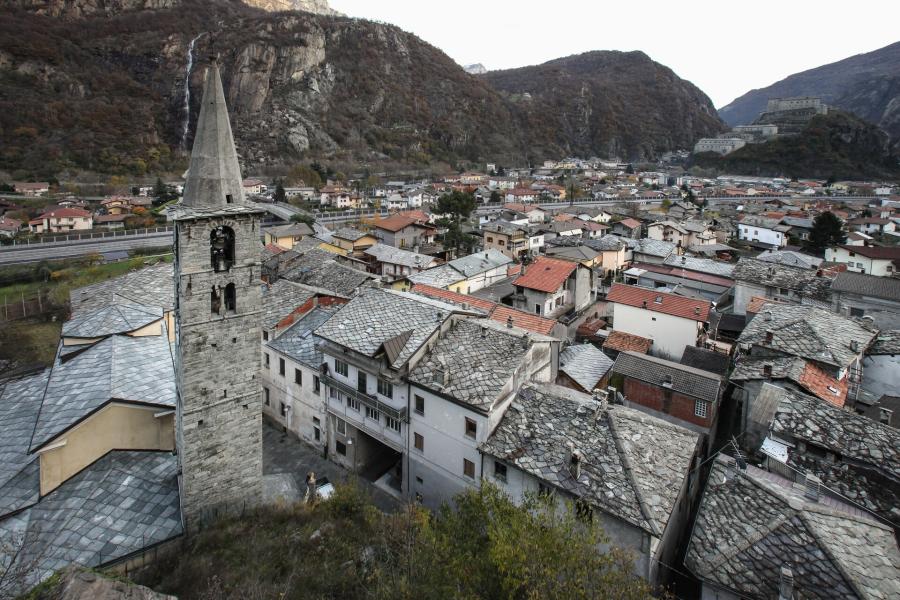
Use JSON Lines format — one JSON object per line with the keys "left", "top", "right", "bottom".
{"left": 264, "top": 243, "right": 286, "bottom": 255}
{"left": 798, "top": 361, "right": 847, "bottom": 407}
{"left": 38, "top": 207, "right": 91, "bottom": 219}
{"left": 606, "top": 283, "right": 711, "bottom": 322}
{"left": 507, "top": 264, "right": 522, "bottom": 277}
{"left": 577, "top": 318, "right": 607, "bottom": 338}
{"left": 410, "top": 284, "right": 557, "bottom": 336}
{"left": 374, "top": 214, "right": 418, "bottom": 232}
{"left": 513, "top": 256, "right": 577, "bottom": 293}
{"left": 602, "top": 330, "right": 652, "bottom": 354}
{"left": 837, "top": 244, "right": 900, "bottom": 260}
{"left": 399, "top": 209, "right": 430, "bottom": 224}
{"left": 618, "top": 217, "right": 642, "bottom": 229}
{"left": 746, "top": 295, "right": 788, "bottom": 315}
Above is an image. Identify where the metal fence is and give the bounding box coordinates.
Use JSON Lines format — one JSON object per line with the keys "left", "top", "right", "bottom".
{"left": 7, "top": 226, "right": 174, "bottom": 247}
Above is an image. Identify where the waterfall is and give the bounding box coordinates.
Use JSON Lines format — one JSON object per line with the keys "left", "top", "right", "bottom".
{"left": 181, "top": 33, "right": 203, "bottom": 151}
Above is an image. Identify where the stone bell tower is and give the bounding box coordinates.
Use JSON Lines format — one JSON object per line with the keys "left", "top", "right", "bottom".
{"left": 173, "top": 58, "right": 264, "bottom": 527}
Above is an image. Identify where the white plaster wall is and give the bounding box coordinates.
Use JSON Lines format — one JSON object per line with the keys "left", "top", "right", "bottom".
{"left": 863, "top": 354, "right": 900, "bottom": 399}
{"left": 612, "top": 303, "right": 699, "bottom": 361}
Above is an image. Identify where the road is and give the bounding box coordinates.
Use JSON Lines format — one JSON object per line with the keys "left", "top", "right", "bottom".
{"left": 0, "top": 231, "right": 173, "bottom": 265}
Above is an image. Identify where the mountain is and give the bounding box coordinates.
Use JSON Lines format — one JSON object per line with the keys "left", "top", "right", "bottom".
{"left": 718, "top": 42, "right": 900, "bottom": 142}
{"left": 692, "top": 111, "right": 900, "bottom": 180}
{"left": 482, "top": 51, "right": 725, "bottom": 161}
{"left": 241, "top": 0, "right": 342, "bottom": 16}
{"left": 463, "top": 63, "right": 487, "bottom": 75}
{"left": 0, "top": 0, "right": 725, "bottom": 179}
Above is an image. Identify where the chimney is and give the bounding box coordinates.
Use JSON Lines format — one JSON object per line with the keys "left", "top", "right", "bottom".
{"left": 778, "top": 567, "right": 794, "bottom": 600}
{"left": 662, "top": 374, "right": 673, "bottom": 388}
{"left": 880, "top": 407, "right": 893, "bottom": 425}
{"left": 765, "top": 330, "right": 774, "bottom": 344}
{"left": 816, "top": 269, "right": 823, "bottom": 277}
{"left": 507, "top": 315, "right": 513, "bottom": 328}
{"left": 850, "top": 340, "right": 859, "bottom": 353}
{"left": 568, "top": 446, "right": 583, "bottom": 480}
{"left": 642, "top": 300, "right": 648, "bottom": 309}
{"left": 480, "top": 326, "right": 487, "bottom": 339}
{"left": 804, "top": 474, "right": 821, "bottom": 502}
{"left": 521, "top": 333, "right": 529, "bottom": 349}
{"left": 763, "top": 363, "right": 773, "bottom": 378}
{"left": 763, "top": 310, "right": 773, "bottom": 322}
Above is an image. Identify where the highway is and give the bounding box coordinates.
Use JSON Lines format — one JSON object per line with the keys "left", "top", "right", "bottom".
{"left": 0, "top": 231, "right": 173, "bottom": 265}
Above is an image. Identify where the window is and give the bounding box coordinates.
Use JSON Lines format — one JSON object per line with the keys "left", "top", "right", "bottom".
{"left": 365, "top": 406, "right": 380, "bottom": 422}
{"left": 336, "top": 441, "right": 347, "bottom": 456}
{"left": 295, "top": 368, "right": 302, "bottom": 385}
{"left": 314, "top": 376, "right": 320, "bottom": 393}
{"left": 463, "top": 458, "right": 475, "bottom": 479}
{"left": 487, "top": 236, "right": 494, "bottom": 243}
{"left": 535, "top": 303, "right": 541, "bottom": 315}
{"left": 386, "top": 416, "right": 401, "bottom": 432}
{"left": 263, "top": 387, "right": 270, "bottom": 406}
{"left": 414, "top": 395, "right": 425, "bottom": 416}
{"left": 336, "top": 417, "right": 346, "bottom": 435}
{"left": 280, "top": 402, "right": 287, "bottom": 417}
{"left": 465, "top": 417, "right": 477, "bottom": 439}
{"left": 347, "top": 396, "right": 360, "bottom": 411}
{"left": 224, "top": 283, "right": 236, "bottom": 313}
{"left": 264, "top": 353, "right": 270, "bottom": 368}
{"left": 695, "top": 400, "right": 709, "bottom": 418}
{"left": 499, "top": 239, "right": 505, "bottom": 246}
{"left": 494, "top": 461, "right": 507, "bottom": 482}
{"left": 378, "top": 379, "right": 393, "bottom": 398}
{"left": 335, "top": 360, "right": 348, "bottom": 377}
{"left": 263, "top": 330, "right": 269, "bottom": 341}
{"left": 414, "top": 432, "right": 424, "bottom": 451}
{"left": 279, "top": 358, "right": 285, "bottom": 376}
{"left": 357, "top": 371, "right": 367, "bottom": 393}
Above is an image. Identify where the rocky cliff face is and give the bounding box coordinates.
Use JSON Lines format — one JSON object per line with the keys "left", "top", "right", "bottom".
{"left": 1, "top": 0, "right": 724, "bottom": 178}
{"left": 241, "top": 0, "right": 341, "bottom": 16}
{"left": 719, "top": 41, "right": 900, "bottom": 144}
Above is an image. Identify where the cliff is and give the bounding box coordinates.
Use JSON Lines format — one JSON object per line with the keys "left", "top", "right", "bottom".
{"left": 718, "top": 41, "right": 900, "bottom": 143}
{"left": 1, "top": 0, "right": 725, "bottom": 179}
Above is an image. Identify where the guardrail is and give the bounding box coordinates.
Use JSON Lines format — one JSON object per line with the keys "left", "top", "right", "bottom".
{"left": 6, "top": 226, "right": 174, "bottom": 247}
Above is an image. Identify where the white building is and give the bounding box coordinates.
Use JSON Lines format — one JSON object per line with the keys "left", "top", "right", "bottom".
{"left": 825, "top": 244, "right": 900, "bottom": 277}
{"left": 693, "top": 138, "right": 746, "bottom": 156}
{"left": 737, "top": 217, "right": 788, "bottom": 247}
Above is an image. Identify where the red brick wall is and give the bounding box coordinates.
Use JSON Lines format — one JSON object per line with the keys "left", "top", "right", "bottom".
{"left": 622, "top": 378, "right": 712, "bottom": 429}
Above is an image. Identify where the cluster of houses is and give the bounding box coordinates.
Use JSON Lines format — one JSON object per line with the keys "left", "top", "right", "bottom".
{"left": 0, "top": 194, "right": 160, "bottom": 239}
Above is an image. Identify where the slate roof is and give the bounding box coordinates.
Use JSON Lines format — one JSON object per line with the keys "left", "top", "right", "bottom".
{"left": 364, "top": 243, "right": 434, "bottom": 269}
{"left": 513, "top": 256, "right": 576, "bottom": 293}
{"left": 449, "top": 249, "right": 512, "bottom": 277}
{"left": 545, "top": 245, "right": 599, "bottom": 262}
{"left": 686, "top": 456, "right": 900, "bottom": 600}
{"left": 831, "top": 271, "right": 900, "bottom": 301}
{"left": 731, "top": 356, "right": 847, "bottom": 406}
{"left": 733, "top": 257, "right": 832, "bottom": 300}
{"left": 738, "top": 304, "right": 878, "bottom": 369}
{"left": 662, "top": 254, "right": 735, "bottom": 278}
{"left": 869, "top": 330, "right": 900, "bottom": 355}
{"left": 260, "top": 279, "right": 317, "bottom": 330}
{"left": 630, "top": 238, "right": 676, "bottom": 258}
{"left": 265, "top": 222, "right": 314, "bottom": 238}
{"left": 679, "top": 346, "right": 730, "bottom": 376}
{"left": 559, "top": 344, "right": 614, "bottom": 392}
{"left": 0, "top": 451, "right": 182, "bottom": 592}
{"left": 267, "top": 305, "right": 341, "bottom": 368}
{"left": 757, "top": 249, "right": 822, "bottom": 269}
{"left": 282, "top": 248, "right": 377, "bottom": 296}
{"left": 332, "top": 227, "right": 371, "bottom": 242}
{"left": 602, "top": 330, "right": 652, "bottom": 354}
{"left": 30, "top": 334, "right": 176, "bottom": 452}
{"left": 69, "top": 263, "right": 174, "bottom": 315}
{"left": 408, "top": 319, "right": 532, "bottom": 412}
{"left": 587, "top": 234, "right": 626, "bottom": 251}
{"left": 0, "top": 371, "right": 49, "bottom": 516}
{"left": 481, "top": 384, "right": 698, "bottom": 536}
{"left": 315, "top": 288, "right": 471, "bottom": 369}
{"left": 62, "top": 304, "right": 162, "bottom": 338}
{"left": 607, "top": 283, "right": 711, "bottom": 321}
{"left": 407, "top": 263, "right": 467, "bottom": 288}
{"left": 611, "top": 351, "right": 722, "bottom": 403}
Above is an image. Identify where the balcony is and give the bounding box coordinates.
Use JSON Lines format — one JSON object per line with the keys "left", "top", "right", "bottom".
{"left": 322, "top": 373, "right": 408, "bottom": 423}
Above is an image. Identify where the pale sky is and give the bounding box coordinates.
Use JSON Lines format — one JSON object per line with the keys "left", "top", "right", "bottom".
{"left": 329, "top": 0, "right": 899, "bottom": 108}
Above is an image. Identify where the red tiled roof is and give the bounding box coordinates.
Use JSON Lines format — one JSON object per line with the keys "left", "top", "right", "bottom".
{"left": 618, "top": 217, "right": 641, "bottom": 229}
{"left": 375, "top": 214, "right": 434, "bottom": 233}
{"left": 838, "top": 245, "right": 900, "bottom": 259}
{"left": 602, "top": 330, "right": 652, "bottom": 354}
{"left": 399, "top": 209, "right": 430, "bottom": 224}
{"left": 410, "top": 284, "right": 557, "bottom": 336}
{"left": 264, "top": 243, "right": 286, "bottom": 255}
{"left": 798, "top": 361, "right": 847, "bottom": 408}
{"left": 513, "top": 256, "right": 577, "bottom": 293}
{"left": 746, "top": 296, "right": 787, "bottom": 315}
{"left": 606, "top": 283, "right": 711, "bottom": 322}
{"left": 631, "top": 262, "right": 733, "bottom": 287}
{"left": 577, "top": 318, "right": 607, "bottom": 337}
{"left": 38, "top": 207, "right": 91, "bottom": 219}
{"left": 507, "top": 264, "right": 522, "bottom": 277}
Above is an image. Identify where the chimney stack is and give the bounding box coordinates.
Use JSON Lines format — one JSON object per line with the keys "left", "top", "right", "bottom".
{"left": 879, "top": 407, "right": 892, "bottom": 425}
{"left": 568, "top": 446, "right": 583, "bottom": 480}
{"left": 507, "top": 315, "right": 513, "bottom": 328}
{"left": 804, "top": 474, "right": 821, "bottom": 502}
{"left": 778, "top": 567, "right": 794, "bottom": 600}
{"left": 765, "top": 330, "right": 774, "bottom": 344}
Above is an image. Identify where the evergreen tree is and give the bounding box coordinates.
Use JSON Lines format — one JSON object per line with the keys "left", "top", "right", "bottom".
{"left": 274, "top": 180, "right": 287, "bottom": 203}
{"left": 805, "top": 211, "right": 845, "bottom": 254}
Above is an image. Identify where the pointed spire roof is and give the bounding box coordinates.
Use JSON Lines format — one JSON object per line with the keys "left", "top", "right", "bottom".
{"left": 181, "top": 59, "right": 245, "bottom": 208}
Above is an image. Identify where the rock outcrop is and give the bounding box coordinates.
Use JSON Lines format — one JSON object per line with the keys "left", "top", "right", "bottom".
{"left": 27, "top": 567, "right": 175, "bottom": 600}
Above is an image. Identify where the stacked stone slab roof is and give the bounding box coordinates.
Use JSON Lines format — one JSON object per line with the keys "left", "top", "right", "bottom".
{"left": 408, "top": 319, "right": 533, "bottom": 412}
{"left": 757, "top": 249, "right": 822, "bottom": 269}
{"left": 61, "top": 304, "right": 162, "bottom": 338}
{"left": 831, "top": 271, "right": 900, "bottom": 302}
{"left": 733, "top": 257, "right": 832, "bottom": 300}
{"left": 480, "top": 384, "right": 698, "bottom": 536}
{"left": 559, "top": 343, "right": 614, "bottom": 392}
{"left": 0, "top": 371, "right": 48, "bottom": 517}
{"left": 267, "top": 305, "right": 341, "bottom": 369}
{"left": 332, "top": 227, "right": 371, "bottom": 242}
{"left": 0, "top": 451, "right": 182, "bottom": 592}
{"left": 69, "top": 263, "right": 174, "bottom": 316}
{"left": 686, "top": 456, "right": 900, "bottom": 600}
{"left": 612, "top": 351, "right": 722, "bottom": 404}
{"left": 629, "top": 238, "right": 676, "bottom": 259}
{"left": 282, "top": 248, "right": 377, "bottom": 296}
{"left": 662, "top": 254, "right": 735, "bottom": 278}
{"left": 260, "top": 280, "right": 317, "bottom": 330}
{"left": 447, "top": 249, "right": 512, "bottom": 277}
{"left": 364, "top": 243, "right": 434, "bottom": 269}
{"left": 732, "top": 356, "right": 847, "bottom": 406}
{"left": 30, "top": 334, "right": 176, "bottom": 452}
{"left": 739, "top": 304, "right": 878, "bottom": 369}
{"left": 315, "top": 288, "right": 472, "bottom": 369}
{"left": 407, "top": 263, "right": 467, "bottom": 288}
{"left": 869, "top": 330, "right": 900, "bottom": 355}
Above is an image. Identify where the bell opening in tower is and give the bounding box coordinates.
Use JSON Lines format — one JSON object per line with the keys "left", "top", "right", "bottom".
{"left": 210, "top": 226, "right": 235, "bottom": 272}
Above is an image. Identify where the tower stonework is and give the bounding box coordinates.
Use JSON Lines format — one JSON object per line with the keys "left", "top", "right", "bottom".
{"left": 173, "top": 60, "right": 264, "bottom": 527}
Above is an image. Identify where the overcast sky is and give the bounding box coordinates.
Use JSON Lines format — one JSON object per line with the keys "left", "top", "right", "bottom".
{"left": 329, "top": 0, "right": 899, "bottom": 108}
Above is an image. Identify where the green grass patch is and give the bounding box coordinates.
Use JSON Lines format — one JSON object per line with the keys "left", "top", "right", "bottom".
{"left": 0, "top": 319, "right": 62, "bottom": 367}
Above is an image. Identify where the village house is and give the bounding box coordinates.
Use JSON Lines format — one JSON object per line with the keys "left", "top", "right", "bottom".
{"left": 242, "top": 178, "right": 265, "bottom": 195}
{"left": 28, "top": 207, "right": 93, "bottom": 234}
{"left": 557, "top": 343, "right": 614, "bottom": 393}
{"left": 511, "top": 256, "right": 592, "bottom": 318}
{"left": 611, "top": 351, "right": 723, "bottom": 435}
{"left": 627, "top": 238, "right": 677, "bottom": 265}
{"left": 502, "top": 202, "right": 546, "bottom": 223}
{"left": 406, "top": 319, "right": 555, "bottom": 508}
{"left": 606, "top": 284, "right": 711, "bottom": 361}
{"left": 482, "top": 221, "right": 529, "bottom": 260}
{"left": 263, "top": 222, "right": 314, "bottom": 250}
{"left": 364, "top": 243, "right": 438, "bottom": 282}
{"left": 623, "top": 255, "right": 734, "bottom": 304}
{"left": 373, "top": 214, "right": 436, "bottom": 249}
{"left": 611, "top": 217, "right": 642, "bottom": 238}
{"left": 731, "top": 257, "right": 832, "bottom": 315}
{"left": 505, "top": 188, "right": 539, "bottom": 204}
{"left": 12, "top": 181, "right": 50, "bottom": 196}
{"left": 445, "top": 249, "right": 513, "bottom": 294}
{"left": 330, "top": 227, "right": 378, "bottom": 257}
{"left": 736, "top": 215, "right": 789, "bottom": 248}
{"left": 825, "top": 244, "right": 900, "bottom": 277}
{"left": 0, "top": 215, "right": 22, "bottom": 238}
{"left": 848, "top": 217, "right": 896, "bottom": 236}
{"left": 830, "top": 271, "right": 900, "bottom": 329}
{"left": 685, "top": 453, "right": 900, "bottom": 600}
{"left": 480, "top": 383, "right": 701, "bottom": 584}
{"left": 646, "top": 220, "right": 715, "bottom": 248}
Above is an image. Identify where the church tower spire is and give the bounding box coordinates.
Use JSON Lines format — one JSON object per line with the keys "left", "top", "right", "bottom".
{"left": 181, "top": 59, "right": 245, "bottom": 208}
{"left": 173, "top": 59, "right": 264, "bottom": 529}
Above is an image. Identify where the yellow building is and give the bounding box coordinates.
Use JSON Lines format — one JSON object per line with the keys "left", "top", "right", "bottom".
{"left": 263, "top": 222, "right": 315, "bottom": 250}
{"left": 331, "top": 227, "right": 378, "bottom": 257}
